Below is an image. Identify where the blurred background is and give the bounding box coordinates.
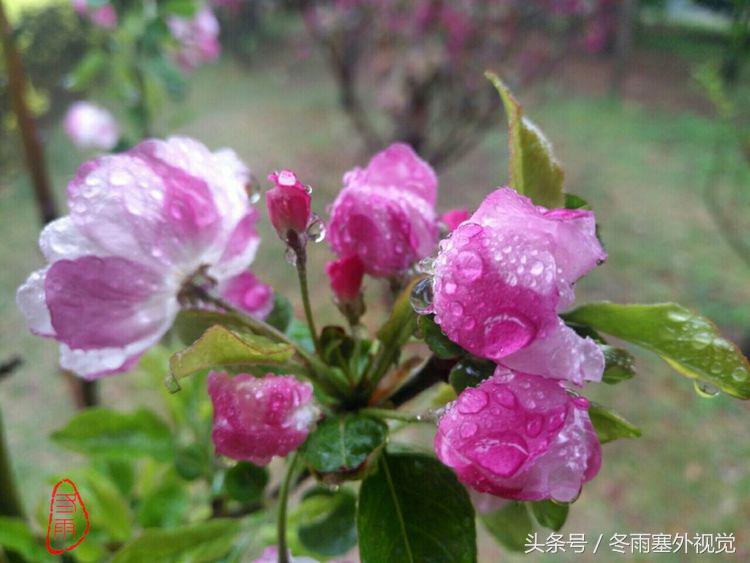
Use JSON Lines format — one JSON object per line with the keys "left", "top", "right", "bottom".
{"left": 1, "top": 0, "right": 749, "bottom": 560}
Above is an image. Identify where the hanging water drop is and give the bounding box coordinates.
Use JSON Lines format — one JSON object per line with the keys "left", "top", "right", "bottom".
{"left": 693, "top": 380, "right": 720, "bottom": 398}
{"left": 284, "top": 246, "right": 298, "bottom": 266}
{"left": 409, "top": 277, "right": 434, "bottom": 314}
{"left": 416, "top": 256, "right": 435, "bottom": 275}
{"left": 306, "top": 215, "right": 326, "bottom": 243}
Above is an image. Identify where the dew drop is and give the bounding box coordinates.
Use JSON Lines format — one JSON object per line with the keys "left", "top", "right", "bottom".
{"left": 457, "top": 388, "right": 489, "bottom": 414}
{"left": 530, "top": 261, "right": 544, "bottom": 276}
{"left": 460, "top": 422, "right": 478, "bottom": 438}
{"left": 284, "top": 246, "right": 298, "bottom": 265}
{"left": 456, "top": 251, "right": 483, "bottom": 281}
{"left": 525, "top": 414, "right": 543, "bottom": 438}
{"left": 417, "top": 256, "right": 435, "bottom": 275}
{"left": 693, "top": 381, "right": 720, "bottom": 398}
{"left": 495, "top": 388, "right": 516, "bottom": 408}
{"left": 444, "top": 281, "right": 457, "bottom": 295}
{"left": 306, "top": 215, "right": 326, "bottom": 243}
{"left": 409, "top": 277, "right": 434, "bottom": 314}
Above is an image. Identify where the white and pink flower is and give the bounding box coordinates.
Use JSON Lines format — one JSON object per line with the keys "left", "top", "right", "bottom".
{"left": 16, "top": 137, "right": 259, "bottom": 379}
{"left": 435, "top": 368, "right": 601, "bottom": 502}
{"left": 63, "top": 102, "right": 120, "bottom": 151}
{"left": 168, "top": 6, "right": 222, "bottom": 72}
{"left": 208, "top": 372, "right": 319, "bottom": 465}
{"left": 431, "top": 188, "right": 607, "bottom": 385}
{"left": 328, "top": 143, "right": 439, "bottom": 278}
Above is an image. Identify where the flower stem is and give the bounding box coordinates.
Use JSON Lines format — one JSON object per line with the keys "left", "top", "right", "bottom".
{"left": 292, "top": 245, "right": 323, "bottom": 358}
{"left": 360, "top": 407, "right": 434, "bottom": 424}
{"left": 277, "top": 452, "right": 299, "bottom": 563}
{"left": 0, "top": 410, "right": 24, "bottom": 519}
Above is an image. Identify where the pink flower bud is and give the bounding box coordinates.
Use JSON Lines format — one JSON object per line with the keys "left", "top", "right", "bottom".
{"left": 435, "top": 369, "right": 601, "bottom": 502}
{"left": 328, "top": 143, "right": 439, "bottom": 277}
{"left": 325, "top": 255, "right": 365, "bottom": 302}
{"left": 441, "top": 208, "right": 470, "bottom": 232}
{"left": 266, "top": 170, "right": 312, "bottom": 240}
{"left": 431, "top": 188, "right": 606, "bottom": 385}
{"left": 63, "top": 102, "right": 119, "bottom": 151}
{"left": 219, "top": 271, "right": 273, "bottom": 319}
{"left": 208, "top": 372, "right": 319, "bottom": 465}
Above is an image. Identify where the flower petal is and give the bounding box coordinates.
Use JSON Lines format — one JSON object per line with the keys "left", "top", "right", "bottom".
{"left": 16, "top": 268, "right": 54, "bottom": 337}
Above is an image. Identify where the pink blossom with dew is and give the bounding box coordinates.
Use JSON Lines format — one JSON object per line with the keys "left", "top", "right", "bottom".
{"left": 328, "top": 143, "right": 439, "bottom": 277}
{"left": 441, "top": 208, "right": 470, "bottom": 233}
{"left": 16, "top": 137, "right": 259, "bottom": 379}
{"left": 89, "top": 4, "right": 117, "bottom": 29}
{"left": 434, "top": 368, "right": 601, "bottom": 502}
{"left": 208, "top": 372, "right": 320, "bottom": 465}
{"left": 63, "top": 102, "right": 120, "bottom": 151}
{"left": 168, "top": 6, "right": 221, "bottom": 72}
{"left": 326, "top": 254, "right": 365, "bottom": 302}
{"left": 431, "top": 187, "right": 606, "bottom": 385}
{"left": 219, "top": 271, "right": 273, "bottom": 319}
{"left": 266, "top": 169, "right": 312, "bottom": 240}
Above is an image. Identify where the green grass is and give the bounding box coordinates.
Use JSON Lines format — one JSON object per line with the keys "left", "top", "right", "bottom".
{"left": 1, "top": 44, "right": 750, "bottom": 560}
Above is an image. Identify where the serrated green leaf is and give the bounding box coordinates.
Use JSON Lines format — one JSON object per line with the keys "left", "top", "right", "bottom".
{"left": 358, "top": 452, "right": 476, "bottom": 563}
{"left": 167, "top": 325, "right": 294, "bottom": 391}
{"left": 564, "top": 302, "right": 750, "bottom": 399}
{"left": 297, "top": 488, "right": 357, "bottom": 557}
{"left": 601, "top": 345, "right": 636, "bottom": 384}
{"left": 111, "top": 519, "right": 241, "bottom": 563}
{"left": 224, "top": 462, "right": 269, "bottom": 504}
{"left": 481, "top": 501, "right": 532, "bottom": 552}
{"left": 418, "top": 315, "right": 464, "bottom": 359}
{"left": 300, "top": 415, "right": 387, "bottom": 474}
{"left": 51, "top": 408, "right": 173, "bottom": 460}
{"left": 530, "top": 500, "right": 569, "bottom": 531}
{"left": 588, "top": 403, "right": 641, "bottom": 444}
{"left": 487, "top": 72, "right": 564, "bottom": 208}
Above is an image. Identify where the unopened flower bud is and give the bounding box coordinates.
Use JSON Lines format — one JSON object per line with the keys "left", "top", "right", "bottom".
{"left": 266, "top": 170, "right": 312, "bottom": 241}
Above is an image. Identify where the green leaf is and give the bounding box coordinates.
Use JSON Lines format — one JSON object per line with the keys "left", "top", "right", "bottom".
{"left": 297, "top": 488, "right": 357, "bottom": 557}
{"left": 51, "top": 408, "right": 173, "bottom": 461}
{"left": 357, "top": 452, "right": 476, "bottom": 563}
{"left": 0, "top": 517, "right": 53, "bottom": 562}
{"left": 589, "top": 403, "right": 642, "bottom": 443}
{"left": 564, "top": 302, "right": 750, "bottom": 399}
{"left": 173, "top": 310, "right": 250, "bottom": 346}
{"left": 486, "top": 72, "right": 564, "bottom": 208}
{"left": 67, "top": 50, "right": 107, "bottom": 91}
{"left": 161, "top": 0, "right": 199, "bottom": 17}
{"left": 224, "top": 462, "right": 269, "bottom": 504}
{"left": 111, "top": 519, "right": 241, "bottom": 563}
{"left": 266, "top": 294, "right": 293, "bottom": 333}
{"left": 418, "top": 315, "right": 464, "bottom": 359}
{"left": 564, "top": 193, "right": 590, "bottom": 210}
{"left": 530, "top": 500, "right": 569, "bottom": 531}
{"left": 174, "top": 444, "right": 211, "bottom": 481}
{"left": 481, "top": 502, "right": 533, "bottom": 552}
{"left": 82, "top": 472, "right": 133, "bottom": 541}
{"left": 301, "top": 415, "right": 387, "bottom": 474}
{"left": 449, "top": 357, "right": 496, "bottom": 393}
{"left": 601, "top": 345, "right": 636, "bottom": 384}
{"left": 167, "top": 325, "right": 294, "bottom": 391}
{"left": 137, "top": 478, "right": 189, "bottom": 528}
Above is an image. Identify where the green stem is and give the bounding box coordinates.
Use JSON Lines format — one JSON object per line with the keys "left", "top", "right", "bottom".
{"left": 276, "top": 452, "right": 299, "bottom": 563}
{"left": 0, "top": 410, "right": 23, "bottom": 519}
{"left": 294, "top": 249, "right": 323, "bottom": 358}
{"left": 360, "top": 408, "right": 433, "bottom": 424}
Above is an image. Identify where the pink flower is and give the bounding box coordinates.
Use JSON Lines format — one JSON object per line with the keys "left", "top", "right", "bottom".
{"left": 326, "top": 255, "right": 365, "bottom": 302}
{"left": 16, "top": 137, "right": 259, "bottom": 379}
{"left": 63, "top": 102, "right": 120, "bottom": 151}
{"left": 208, "top": 372, "right": 319, "bottom": 465}
{"left": 219, "top": 271, "right": 273, "bottom": 319}
{"left": 434, "top": 369, "right": 601, "bottom": 502}
{"left": 266, "top": 170, "right": 312, "bottom": 240}
{"left": 90, "top": 4, "right": 117, "bottom": 29}
{"left": 168, "top": 7, "right": 221, "bottom": 72}
{"left": 441, "top": 208, "right": 469, "bottom": 232}
{"left": 71, "top": 0, "right": 87, "bottom": 15}
{"left": 431, "top": 188, "right": 606, "bottom": 385}
{"left": 328, "top": 143, "right": 439, "bottom": 277}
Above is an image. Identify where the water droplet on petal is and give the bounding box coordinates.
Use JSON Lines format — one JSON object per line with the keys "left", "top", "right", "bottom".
{"left": 457, "top": 388, "right": 489, "bottom": 414}
{"left": 525, "top": 414, "right": 543, "bottom": 438}
{"left": 460, "top": 422, "right": 478, "bottom": 438}
{"left": 410, "top": 277, "right": 434, "bottom": 314}
{"left": 456, "top": 251, "right": 483, "bottom": 281}
{"left": 495, "top": 388, "right": 516, "bottom": 408}
{"left": 417, "top": 257, "right": 435, "bottom": 275}
{"left": 444, "top": 281, "right": 457, "bottom": 295}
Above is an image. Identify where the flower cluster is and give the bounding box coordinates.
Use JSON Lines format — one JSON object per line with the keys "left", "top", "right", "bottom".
{"left": 167, "top": 6, "right": 222, "bottom": 72}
